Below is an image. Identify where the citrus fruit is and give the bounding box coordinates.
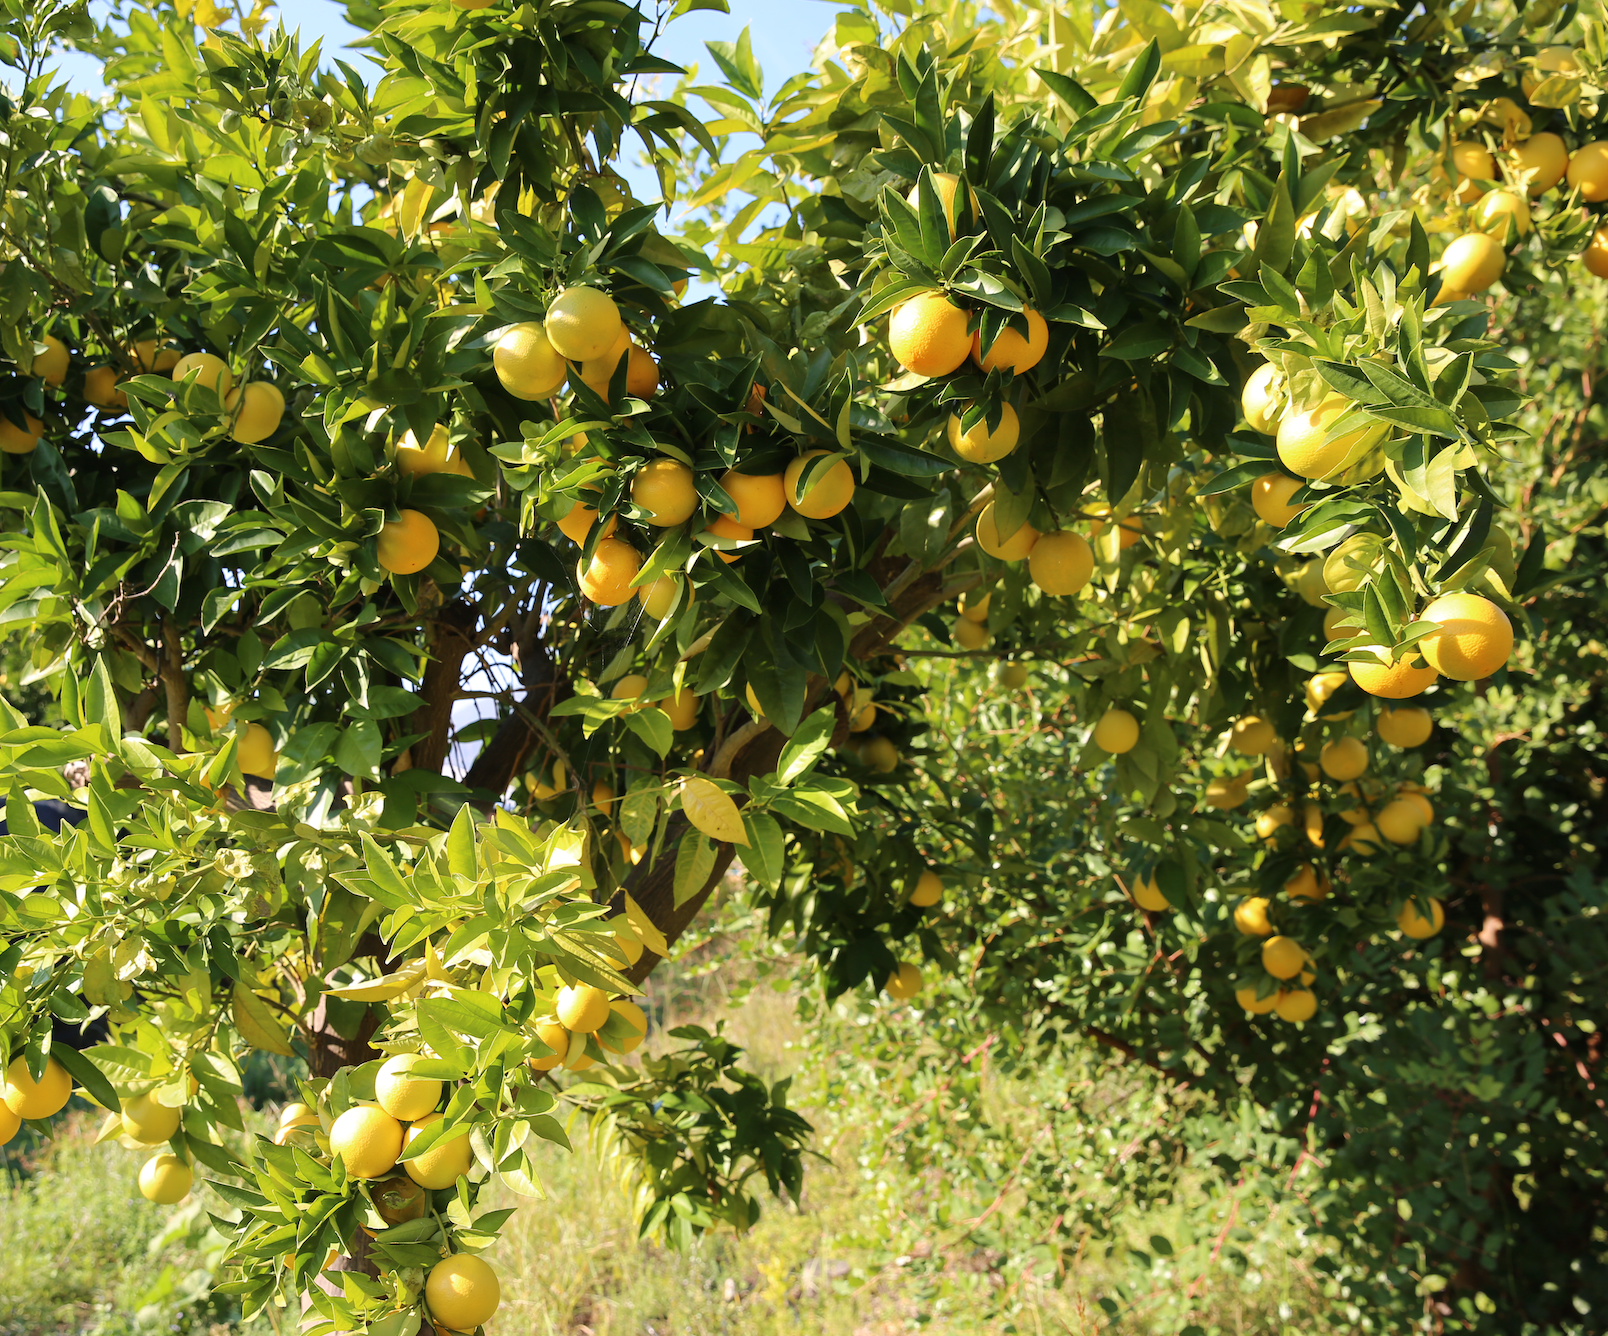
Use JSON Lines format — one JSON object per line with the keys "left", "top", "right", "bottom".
{"left": 577, "top": 537, "right": 640, "bottom": 605}
{"left": 1241, "top": 362, "right": 1282, "bottom": 433}
{"left": 888, "top": 291, "right": 971, "bottom": 378}
{"left": 972, "top": 308, "right": 1048, "bottom": 374}
{"left": 784, "top": 450, "right": 855, "bottom": 518}
{"left": 1347, "top": 650, "right": 1438, "bottom": 699}
{"left": 1234, "top": 896, "right": 1274, "bottom": 936}
{"left": 1324, "top": 607, "right": 1361, "bottom": 642}
{"left": 138, "top": 1153, "right": 193, "bottom": 1204}
{"left": 1319, "top": 737, "right": 1368, "bottom": 780}
{"left": 1584, "top": 227, "right": 1608, "bottom": 279}
{"left": 0, "top": 1102, "right": 19, "bottom": 1146}
{"left": 1285, "top": 865, "right": 1330, "bottom": 902}
{"left": 703, "top": 514, "right": 752, "bottom": 561}
{"left": 4, "top": 1055, "right": 72, "bottom": 1118}
{"left": 947, "top": 402, "right": 1019, "bottom": 462}
{"left": 375, "top": 1053, "right": 442, "bottom": 1122}
{"left": 1205, "top": 775, "right": 1249, "bottom": 809}
{"left": 33, "top": 334, "right": 68, "bottom": 385}
{"left": 909, "top": 870, "right": 943, "bottom": 907}
{"left": 953, "top": 618, "right": 990, "bottom": 650}
{"left": 1440, "top": 232, "right": 1505, "bottom": 294}
{"left": 611, "top": 674, "right": 648, "bottom": 706}
{"left": 1296, "top": 561, "right": 1328, "bottom": 608}
{"left": 658, "top": 687, "right": 699, "bottom": 730}
{"left": 556, "top": 490, "right": 614, "bottom": 545}
{"left": 373, "top": 1175, "right": 428, "bottom": 1224}
{"left": 1399, "top": 790, "right": 1435, "bottom": 825}
{"left": 1250, "top": 473, "right": 1307, "bottom": 527}
{"left": 224, "top": 382, "right": 285, "bottom": 443}
{"left": 236, "top": 722, "right": 277, "bottom": 779}
{"left": 884, "top": 962, "right": 923, "bottom": 999}
{"left": 1448, "top": 140, "right": 1495, "bottom": 203}
{"left": 1342, "top": 820, "right": 1383, "bottom": 854}
{"left": 396, "top": 424, "right": 462, "bottom": 477}
{"left": 1086, "top": 504, "right": 1144, "bottom": 548}
{"left": 329, "top": 1104, "right": 404, "bottom": 1178}
{"left": 556, "top": 983, "right": 611, "bottom": 1033}
{"left": 401, "top": 1112, "right": 473, "bottom": 1189}
{"left": 1230, "top": 716, "right": 1276, "bottom": 755}
{"left": 631, "top": 458, "right": 698, "bottom": 526}
{"left": 958, "top": 589, "right": 990, "bottom": 622}
{"left": 1509, "top": 133, "right": 1569, "bottom": 195}
{"left": 1305, "top": 671, "right": 1348, "bottom": 713}
{"left": 1093, "top": 708, "right": 1139, "bottom": 754}
{"left": 544, "top": 286, "right": 621, "bottom": 361}
{"left": 1397, "top": 897, "right": 1445, "bottom": 939}
{"left": 975, "top": 502, "right": 1038, "bottom": 560}
{"left": 274, "top": 1105, "right": 320, "bottom": 1144}
{"left": 1302, "top": 801, "right": 1325, "bottom": 846}
{"left": 528, "top": 1019, "right": 570, "bottom": 1071}
{"left": 0, "top": 411, "right": 43, "bottom": 453}
{"left": 1418, "top": 592, "right": 1513, "bottom": 680}
{"left": 1274, "top": 989, "right": 1317, "bottom": 1023}
{"left": 1377, "top": 799, "right": 1426, "bottom": 845}
{"left": 1277, "top": 394, "right": 1385, "bottom": 478}
{"left": 426, "top": 1254, "right": 502, "bottom": 1331}
{"left": 1129, "top": 874, "right": 1169, "bottom": 912}
{"left": 121, "top": 1092, "right": 182, "bottom": 1145}
{"left": 593, "top": 779, "right": 616, "bottom": 816}
{"left": 1473, "top": 189, "right": 1531, "bottom": 239}
{"left": 1377, "top": 706, "right": 1432, "bottom": 748}
{"left": 863, "top": 737, "right": 900, "bottom": 772}
{"left": 1255, "top": 805, "right": 1294, "bottom": 841}
{"left": 906, "top": 171, "right": 971, "bottom": 234}
{"left": 573, "top": 325, "right": 631, "bottom": 393}
{"left": 599, "top": 999, "right": 648, "bottom": 1055}
{"left": 1028, "top": 530, "right": 1093, "bottom": 595}
{"left": 84, "top": 366, "right": 126, "bottom": 410}
{"left": 638, "top": 574, "right": 689, "bottom": 620}
{"left": 1262, "top": 935, "right": 1307, "bottom": 979}
{"left": 493, "top": 322, "right": 567, "bottom": 399}
{"left": 1236, "top": 985, "right": 1278, "bottom": 1015}
{"left": 377, "top": 510, "right": 440, "bottom": 575}
{"left": 626, "top": 345, "right": 659, "bottom": 398}
{"left": 718, "top": 469, "right": 786, "bottom": 528}
{"left": 133, "top": 338, "right": 181, "bottom": 373}
{"left": 171, "top": 351, "right": 233, "bottom": 397}
{"left": 1523, "top": 45, "right": 1581, "bottom": 97}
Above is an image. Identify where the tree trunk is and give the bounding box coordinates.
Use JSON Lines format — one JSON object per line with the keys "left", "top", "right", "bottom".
{"left": 412, "top": 600, "right": 480, "bottom": 775}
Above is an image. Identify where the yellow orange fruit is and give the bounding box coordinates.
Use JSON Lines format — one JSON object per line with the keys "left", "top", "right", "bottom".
{"left": 33, "top": 334, "right": 69, "bottom": 386}
{"left": 493, "top": 322, "right": 567, "bottom": 399}
{"left": 1236, "top": 985, "right": 1278, "bottom": 1015}
{"left": 631, "top": 458, "right": 698, "bottom": 526}
{"left": 1028, "top": 530, "right": 1094, "bottom": 596}
{"left": 329, "top": 1105, "right": 404, "bottom": 1179}
{"left": 1584, "top": 227, "right": 1608, "bottom": 279}
{"left": 1274, "top": 989, "right": 1317, "bottom": 1023}
{"left": 953, "top": 617, "right": 990, "bottom": 651}
{"left": 1376, "top": 799, "right": 1426, "bottom": 845}
{"left": 544, "top": 286, "right": 621, "bottom": 361}
{"left": 1418, "top": 592, "right": 1513, "bottom": 680}
{"left": 138, "top": 1152, "right": 193, "bottom": 1204}
{"left": 1285, "top": 865, "right": 1330, "bottom": 902}
{"left": 237, "top": 722, "right": 277, "bottom": 779}
{"left": 171, "top": 351, "right": 233, "bottom": 397}
{"left": 1255, "top": 805, "right": 1294, "bottom": 842}
{"left": 1231, "top": 716, "right": 1276, "bottom": 755}
{"left": 1277, "top": 394, "right": 1385, "bottom": 479}
{"left": 528, "top": 1020, "right": 570, "bottom": 1071}
{"left": 1261, "top": 935, "right": 1307, "bottom": 980}
{"left": 1473, "top": 189, "right": 1531, "bottom": 239}
{"left": 1129, "top": 874, "right": 1169, "bottom": 912}
{"left": 577, "top": 537, "right": 641, "bottom": 605}
{"left": 1398, "top": 897, "right": 1445, "bottom": 939}
{"left": 1241, "top": 363, "right": 1282, "bottom": 434}
{"left": 718, "top": 470, "right": 787, "bottom": 528}
{"left": 0, "top": 411, "right": 43, "bottom": 454}
{"left": 637, "top": 574, "right": 689, "bottom": 620}
{"left": 1508, "top": 133, "right": 1569, "bottom": 195}
{"left": 426, "top": 1254, "right": 502, "bottom": 1332}
{"left": 909, "top": 870, "right": 943, "bottom": 907}
{"left": 1319, "top": 736, "right": 1368, "bottom": 781}
{"left": 133, "top": 338, "right": 181, "bottom": 373}
{"left": 377, "top": 510, "right": 440, "bottom": 575}
{"left": 884, "top": 962, "right": 923, "bottom": 999}
{"left": 907, "top": 171, "right": 971, "bottom": 234}
{"left": 958, "top": 589, "right": 990, "bottom": 622}
{"left": 396, "top": 424, "right": 465, "bottom": 477}
{"left": 971, "top": 308, "right": 1048, "bottom": 374}
{"left": 659, "top": 687, "right": 700, "bottom": 731}
{"left": 1251, "top": 473, "right": 1307, "bottom": 527}
{"left": 1449, "top": 140, "right": 1495, "bottom": 203}
{"left": 1305, "top": 671, "right": 1348, "bottom": 713}
{"left": 1093, "top": 708, "right": 1140, "bottom": 754}
{"left": 975, "top": 502, "right": 1038, "bottom": 561}
{"left": 703, "top": 514, "right": 752, "bottom": 562}
{"left": 0, "top": 1102, "right": 21, "bottom": 1146}
{"left": 5, "top": 1056, "right": 72, "bottom": 1119}
{"left": 402, "top": 1112, "right": 473, "bottom": 1189}
{"left": 888, "top": 291, "right": 971, "bottom": 378}
{"left": 784, "top": 450, "right": 855, "bottom": 519}
{"left": 947, "top": 402, "right": 1019, "bottom": 463}
{"left": 1377, "top": 706, "right": 1432, "bottom": 748}
{"left": 556, "top": 983, "right": 611, "bottom": 1033}
{"left": 121, "top": 1092, "right": 182, "bottom": 1145}
{"left": 599, "top": 999, "right": 648, "bottom": 1055}
{"left": 84, "top": 365, "right": 127, "bottom": 410}
{"left": 375, "top": 1053, "right": 442, "bottom": 1122}
{"left": 574, "top": 325, "right": 631, "bottom": 393}
{"left": 626, "top": 345, "right": 659, "bottom": 398}
{"left": 1234, "top": 896, "right": 1274, "bottom": 936}
{"left": 1347, "top": 650, "right": 1438, "bottom": 699}
{"left": 224, "top": 382, "right": 286, "bottom": 443}
{"left": 1440, "top": 232, "right": 1505, "bottom": 294}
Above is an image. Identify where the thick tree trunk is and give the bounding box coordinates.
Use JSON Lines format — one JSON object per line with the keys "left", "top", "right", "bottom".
{"left": 462, "top": 609, "right": 561, "bottom": 793}
{"left": 412, "top": 600, "right": 480, "bottom": 775}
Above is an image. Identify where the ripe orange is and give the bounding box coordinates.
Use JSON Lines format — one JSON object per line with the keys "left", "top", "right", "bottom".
{"left": 1508, "top": 133, "right": 1569, "bottom": 196}
{"left": 1234, "top": 896, "right": 1273, "bottom": 936}
{"left": 237, "top": 723, "right": 278, "bottom": 779}
{"left": 402, "top": 1111, "right": 473, "bottom": 1189}
{"left": 33, "top": 334, "right": 69, "bottom": 386}
{"left": 659, "top": 687, "right": 700, "bottom": 730}
{"left": 1028, "top": 530, "right": 1093, "bottom": 596}
{"left": 557, "top": 983, "right": 611, "bottom": 1032}
{"left": 4, "top": 1055, "right": 72, "bottom": 1119}
{"left": 574, "top": 325, "right": 631, "bottom": 393}
{"left": 1567, "top": 143, "right": 1608, "bottom": 201}
{"left": 1276, "top": 395, "right": 1384, "bottom": 479}
{"left": 1347, "top": 650, "right": 1438, "bottom": 698}
{"left": 138, "top": 1152, "right": 193, "bottom": 1204}
{"left": 626, "top": 344, "right": 659, "bottom": 398}
{"left": 1129, "top": 874, "right": 1169, "bottom": 912}
{"left": 377, "top": 510, "right": 440, "bottom": 575}
{"left": 1250, "top": 473, "right": 1306, "bottom": 527}
{"left": 947, "top": 403, "right": 1019, "bottom": 462}
{"left": 1376, "top": 799, "right": 1426, "bottom": 845}
{"left": 84, "top": 366, "right": 126, "bottom": 410}
{"left": 1236, "top": 985, "right": 1278, "bottom": 1015}
{"left": 1418, "top": 592, "right": 1513, "bottom": 680}
{"left": 784, "top": 450, "right": 855, "bottom": 519}
{"left": 1092, "top": 708, "right": 1139, "bottom": 754}
{"left": 133, "top": 338, "right": 181, "bottom": 373}
{"left": 1273, "top": 989, "right": 1317, "bottom": 1023}
{"left": 1231, "top": 716, "right": 1276, "bottom": 755}
{"left": 975, "top": 502, "right": 1038, "bottom": 561}
{"left": 884, "top": 962, "right": 923, "bottom": 999}
{"left": 1319, "top": 736, "right": 1368, "bottom": 781}
{"left": 1, "top": 1102, "right": 22, "bottom": 1146}
{"left": 703, "top": 514, "right": 752, "bottom": 562}
{"left": 888, "top": 291, "right": 971, "bottom": 378}
{"left": 544, "top": 286, "right": 621, "bottom": 361}
{"left": 1448, "top": 141, "right": 1495, "bottom": 203}
{"left": 224, "top": 382, "right": 285, "bottom": 443}
{"left": 375, "top": 1053, "right": 442, "bottom": 1122}
{"left": 863, "top": 736, "right": 900, "bottom": 772}
{"left": 493, "top": 322, "right": 567, "bottom": 399}
{"left": 907, "top": 171, "right": 971, "bottom": 234}
{"left": 1397, "top": 897, "right": 1445, "bottom": 939}
{"left": 1305, "top": 670, "right": 1348, "bottom": 713}
{"left": 631, "top": 458, "right": 698, "bottom": 526}
{"left": 1473, "top": 189, "right": 1531, "bottom": 239}
{"left": 0, "top": 411, "right": 43, "bottom": 454}
{"left": 599, "top": 999, "right": 648, "bottom": 1055}
{"left": 426, "top": 1254, "right": 502, "bottom": 1331}
{"left": 1085, "top": 503, "right": 1144, "bottom": 549}
{"left": 958, "top": 589, "right": 990, "bottom": 621}
{"left": 1285, "top": 865, "right": 1330, "bottom": 902}
{"left": 718, "top": 470, "right": 786, "bottom": 528}
{"left": 1261, "top": 935, "right": 1306, "bottom": 979}
{"left": 396, "top": 425, "right": 470, "bottom": 478}
{"left": 953, "top": 617, "right": 990, "bottom": 650}
{"left": 577, "top": 538, "right": 640, "bottom": 605}
{"left": 329, "top": 1105, "right": 404, "bottom": 1178}
{"left": 1241, "top": 362, "right": 1282, "bottom": 434}
{"left": 1323, "top": 606, "right": 1361, "bottom": 642}
{"left": 1377, "top": 706, "right": 1432, "bottom": 748}
{"left": 971, "top": 308, "right": 1048, "bottom": 374}
{"left": 121, "top": 1091, "right": 182, "bottom": 1145}
{"left": 1439, "top": 232, "right": 1504, "bottom": 294}
{"left": 1255, "top": 805, "right": 1294, "bottom": 841}
{"left": 1584, "top": 227, "right": 1608, "bottom": 279}
{"left": 171, "top": 351, "right": 233, "bottom": 397}
{"left": 556, "top": 489, "right": 615, "bottom": 545}
{"left": 529, "top": 1019, "right": 570, "bottom": 1071}
{"left": 638, "top": 574, "right": 690, "bottom": 620}
{"left": 909, "top": 869, "right": 943, "bottom": 907}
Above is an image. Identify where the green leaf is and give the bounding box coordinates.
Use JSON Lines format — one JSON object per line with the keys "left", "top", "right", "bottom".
{"left": 776, "top": 708, "right": 834, "bottom": 785}
{"left": 624, "top": 707, "right": 674, "bottom": 758}
{"left": 741, "top": 811, "right": 785, "bottom": 890}
{"left": 673, "top": 831, "right": 717, "bottom": 907}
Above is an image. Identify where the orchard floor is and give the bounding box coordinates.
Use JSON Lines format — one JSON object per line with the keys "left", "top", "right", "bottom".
{"left": 0, "top": 938, "right": 1333, "bottom": 1336}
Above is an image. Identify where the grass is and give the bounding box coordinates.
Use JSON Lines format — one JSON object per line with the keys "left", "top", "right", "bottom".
{"left": 0, "top": 919, "right": 1340, "bottom": 1335}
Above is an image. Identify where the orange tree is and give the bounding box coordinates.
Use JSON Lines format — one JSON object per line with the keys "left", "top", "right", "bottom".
{"left": 0, "top": 0, "right": 1602, "bottom": 1330}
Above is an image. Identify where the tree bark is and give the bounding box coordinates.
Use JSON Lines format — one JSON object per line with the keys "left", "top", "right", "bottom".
{"left": 462, "top": 606, "right": 561, "bottom": 793}
{"left": 159, "top": 616, "right": 189, "bottom": 752}
{"left": 412, "top": 599, "right": 480, "bottom": 775}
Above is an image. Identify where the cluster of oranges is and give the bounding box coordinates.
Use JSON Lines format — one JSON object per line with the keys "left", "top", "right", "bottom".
{"left": 2, "top": 333, "right": 285, "bottom": 455}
